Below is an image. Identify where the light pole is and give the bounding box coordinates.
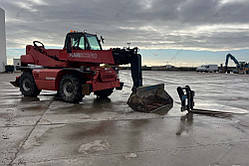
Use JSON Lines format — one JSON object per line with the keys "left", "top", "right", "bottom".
{"left": 0, "top": 8, "right": 6, "bottom": 72}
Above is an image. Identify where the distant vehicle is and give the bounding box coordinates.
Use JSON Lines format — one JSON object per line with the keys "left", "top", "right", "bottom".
{"left": 223, "top": 53, "right": 249, "bottom": 74}
{"left": 196, "top": 64, "right": 218, "bottom": 72}
{"left": 13, "top": 58, "right": 21, "bottom": 71}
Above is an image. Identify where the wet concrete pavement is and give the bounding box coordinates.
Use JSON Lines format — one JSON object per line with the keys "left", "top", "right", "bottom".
{"left": 1, "top": 71, "right": 249, "bottom": 166}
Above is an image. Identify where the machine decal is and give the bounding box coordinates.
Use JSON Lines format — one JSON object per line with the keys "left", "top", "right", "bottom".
{"left": 69, "top": 52, "right": 98, "bottom": 59}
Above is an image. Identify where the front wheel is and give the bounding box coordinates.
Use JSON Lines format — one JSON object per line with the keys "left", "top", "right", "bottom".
{"left": 94, "top": 88, "right": 114, "bottom": 98}
{"left": 20, "top": 71, "right": 41, "bottom": 97}
{"left": 58, "top": 74, "right": 83, "bottom": 103}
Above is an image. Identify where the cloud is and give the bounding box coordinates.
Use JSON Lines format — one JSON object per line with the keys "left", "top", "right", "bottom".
{"left": 1, "top": 0, "right": 249, "bottom": 50}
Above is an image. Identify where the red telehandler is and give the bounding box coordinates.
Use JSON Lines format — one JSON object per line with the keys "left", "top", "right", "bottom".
{"left": 11, "top": 31, "right": 173, "bottom": 113}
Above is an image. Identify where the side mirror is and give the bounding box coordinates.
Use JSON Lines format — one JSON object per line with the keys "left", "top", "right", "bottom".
{"left": 100, "top": 36, "right": 105, "bottom": 44}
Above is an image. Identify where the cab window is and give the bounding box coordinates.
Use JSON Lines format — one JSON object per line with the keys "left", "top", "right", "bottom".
{"left": 86, "top": 34, "right": 101, "bottom": 50}
{"left": 71, "top": 36, "right": 85, "bottom": 50}
{"left": 78, "top": 37, "right": 85, "bottom": 49}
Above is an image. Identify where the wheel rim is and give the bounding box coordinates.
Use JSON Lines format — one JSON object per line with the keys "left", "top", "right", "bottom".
{"left": 63, "top": 80, "right": 75, "bottom": 97}
{"left": 22, "top": 79, "right": 31, "bottom": 92}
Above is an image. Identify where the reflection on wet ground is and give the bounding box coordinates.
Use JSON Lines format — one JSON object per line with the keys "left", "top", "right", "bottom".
{"left": 1, "top": 72, "right": 249, "bottom": 165}
{"left": 190, "top": 109, "right": 233, "bottom": 118}
{"left": 176, "top": 113, "right": 193, "bottom": 136}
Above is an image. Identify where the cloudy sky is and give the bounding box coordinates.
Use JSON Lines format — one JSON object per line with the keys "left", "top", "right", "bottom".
{"left": 1, "top": 0, "right": 249, "bottom": 66}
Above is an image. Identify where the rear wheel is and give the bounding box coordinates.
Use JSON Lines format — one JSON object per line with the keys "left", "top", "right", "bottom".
{"left": 94, "top": 88, "right": 113, "bottom": 98}
{"left": 20, "top": 71, "right": 41, "bottom": 97}
{"left": 59, "top": 74, "right": 83, "bottom": 103}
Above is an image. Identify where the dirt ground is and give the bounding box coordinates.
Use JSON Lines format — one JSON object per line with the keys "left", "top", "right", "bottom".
{"left": 1, "top": 71, "right": 249, "bottom": 166}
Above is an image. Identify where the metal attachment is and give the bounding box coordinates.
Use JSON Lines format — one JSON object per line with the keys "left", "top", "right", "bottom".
{"left": 177, "top": 85, "right": 195, "bottom": 112}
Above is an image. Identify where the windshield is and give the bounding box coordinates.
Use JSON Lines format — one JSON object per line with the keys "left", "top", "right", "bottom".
{"left": 86, "top": 34, "right": 101, "bottom": 50}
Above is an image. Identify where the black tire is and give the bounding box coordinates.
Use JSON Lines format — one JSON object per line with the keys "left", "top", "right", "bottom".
{"left": 58, "top": 74, "right": 83, "bottom": 103}
{"left": 94, "top": 88, "right": 113, "bottom": 98}
{"left": 20, "top": 71, "right": 41, "bottom": 97}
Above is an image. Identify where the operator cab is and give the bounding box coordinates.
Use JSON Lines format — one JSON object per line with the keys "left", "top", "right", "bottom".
{"left": 64, "top": 32, "right": 102, "bottom": 53}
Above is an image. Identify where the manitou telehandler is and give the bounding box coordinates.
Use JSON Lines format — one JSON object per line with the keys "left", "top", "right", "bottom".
{"left": 11, "top": 31, "right": 173, "bottom": 113}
